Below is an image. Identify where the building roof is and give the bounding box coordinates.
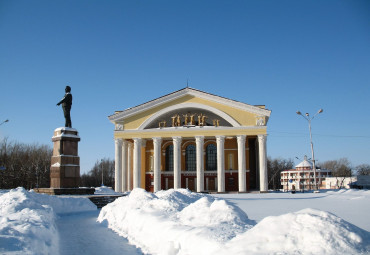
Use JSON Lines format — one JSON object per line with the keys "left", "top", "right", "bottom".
{"left": 295, "top": 156, "right": 313, "bottom": 169}
{"left": 108, "top": 87, "right": 271, "bottom": 123}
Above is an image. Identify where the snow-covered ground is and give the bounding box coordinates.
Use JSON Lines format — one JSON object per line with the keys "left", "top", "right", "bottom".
{"left": 214, "top": 189, "right": 370, "bottom": 232}
{"left": 1, "top": 187, "right": 370, "bottom": 254}
{"left": 0, "top": 187, "right": 96, "bottom": 254}
{"left": 57, "top": 210, "right": 142, "bottom": 255}
{"left": 99, "top": 189, "right": 370, "bottom": 255}
{"left": 94, "top": 186, "right": 121, "bottom": 195}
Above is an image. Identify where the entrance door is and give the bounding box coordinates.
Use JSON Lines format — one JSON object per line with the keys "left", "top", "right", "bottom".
{"left": 208, "top": 178, "right": 216, "bottom": 191}
{"left": 168, "top": 179, "right": 174, "bottom": 189}
{"left": 188, "top": 178, "right": 195, "bottom": 191}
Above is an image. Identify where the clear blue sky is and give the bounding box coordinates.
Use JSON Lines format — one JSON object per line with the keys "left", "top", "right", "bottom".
{"left": 1, "top": 0, "right": 369, "bottom": 173}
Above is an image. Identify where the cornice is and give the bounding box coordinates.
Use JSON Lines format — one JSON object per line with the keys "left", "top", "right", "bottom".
{"left": 108, "top": 87, "right": 271, "bottom": 123}
{"left": 114, "top": 125, "right": 267, "bottom": 135}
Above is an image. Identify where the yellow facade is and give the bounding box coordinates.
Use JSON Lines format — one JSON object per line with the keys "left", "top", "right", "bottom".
{"left": 109, "top": 87, "right": 271, "bottom": 193}
{"left": 119, "top": 94, "right": 268, "bottom": 132}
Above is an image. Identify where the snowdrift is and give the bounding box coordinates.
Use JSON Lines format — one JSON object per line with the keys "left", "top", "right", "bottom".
{"left": 98, "top": 188, "right": 254, "bottom": 254}
{"left": 0, "top": 187, "right": 96, "bottom": 255}
{"left": 224, "top": 208, "right": 370, "bottom": 255}
{"left": 98, "top": 188, "right": 370, "bottom": 255}
{"left": 95, "top": 186, "right": 120, "bottom": 195}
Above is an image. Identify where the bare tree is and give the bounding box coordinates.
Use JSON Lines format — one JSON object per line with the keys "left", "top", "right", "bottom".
{"left": 0, "top": 138, "right": 52, "bottom": 189}
{"left": 267, "top": 157, "right": 294, "bottom": 190}
{"left": 80, "top": 158, "right": 115, "bottom": 188}
{"left": 320, "top": 158, "right": 352, "bottom": 188}
{"left": 355, "top": 164, "right": 370, "bottom": 176}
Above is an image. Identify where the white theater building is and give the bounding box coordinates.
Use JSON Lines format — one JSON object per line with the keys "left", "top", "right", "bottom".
{"left": 108, "top": 87, "right": 271, "bottom": 193}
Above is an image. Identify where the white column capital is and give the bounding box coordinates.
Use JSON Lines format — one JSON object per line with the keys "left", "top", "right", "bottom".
{"left": 172, "top": 136, "right": 182, "bottom": 143}
{"left": 258, "top": 134, "right": 267, "bottom": 142}
{"left": 141, "top": 139, "right": 147, "bottom": 147}
{"left": 237, "top": 135, "right": 246, "bottom": 143}
{"left": 153, "top": 137, "right": 162, "bottom": 144}
{"left": 216, "top": 135, "right": 225, "bottom": 143}
{"left": 195, "top": 136, "right": 204, "bottom": 142}
{"left": 133, "top": 137, "right": 142, "bottom": 143}
{"left": 115, "top": 138, "right": 123, "bottom": 145}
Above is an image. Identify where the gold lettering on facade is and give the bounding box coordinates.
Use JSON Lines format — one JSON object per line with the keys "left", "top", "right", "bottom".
{"left": 169, "top": 113, "right": 221, "bottom": 127}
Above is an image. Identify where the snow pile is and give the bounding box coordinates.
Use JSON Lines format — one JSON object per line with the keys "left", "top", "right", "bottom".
{"left": 98, "top": 188, "right": 370, "bottom": 255}
{"left": 95, "top": 186, "right": 120, "bottom": 195}
{"left": 0, "top": 187, "right": 96, "bottom": 254}
{"left": 224, "top": 208, "right": 370, "bottom": 255}
{"left": 98, "top": 188, "right": 253, "bottom": 255}
{"left": 327, "top": 188, "right": 370, "bottom": 199}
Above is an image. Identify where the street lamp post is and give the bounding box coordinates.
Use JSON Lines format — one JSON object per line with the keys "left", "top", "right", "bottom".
{"left": 296, "top": 109, "right": 323, "bottom": 190}
{"left": 0, "top": 119, "right": 9, "bottom": 126}
{"left": 101, "top": 159, "right": 104, "bottom": 187}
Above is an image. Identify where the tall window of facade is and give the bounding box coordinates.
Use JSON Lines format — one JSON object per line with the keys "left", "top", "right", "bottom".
{"left": 149, "top": 155, "right": 154, "bottom": 171}
{"left": 165, "top": 145, "right": 174, "bottom": 171}
{"left": 185, "top": 145, "right": 196, "bottom": 171}
{"left": 206, "top": 144, "right": 217, "bottom": 170}
{"left": 228, "top": 154, "right": 234, "bottom": 170}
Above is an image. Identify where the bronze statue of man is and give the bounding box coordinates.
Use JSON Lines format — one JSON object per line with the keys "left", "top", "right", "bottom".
{"left": 57, "top": 86, "right": 73, "bottom": 128}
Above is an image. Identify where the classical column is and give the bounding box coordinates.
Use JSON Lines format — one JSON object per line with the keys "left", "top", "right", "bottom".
{"left": 173, "top": 137, "right": 182, "bottom": 189}
{"left": 133, "top": 138, "right": 142, "bottom": 189}
{"left": 195, "top": 136, "right": 204, "bottom": 192}
{"left": 114, "top": 138, "right": 123, "bottom": 192}
{"left": 121, "top": 140, "right": 128, "bottom": 192}
{"left": 237, "top": 135, "right": 247, "bottom": 192}
{"left": 153, "top": 137, "right": 162, "bottom": 192}
{"left": 127, "top": 142, "right": 132, "bottom": 191}
{"left": 258, "top": 134, "right": 268, "bottom": 192}
{"left": 216, "top": 136, "right": 225, "bottom": 192}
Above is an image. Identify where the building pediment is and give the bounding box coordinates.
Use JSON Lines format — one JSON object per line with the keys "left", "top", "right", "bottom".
{"left": 108, "top": 87, "right": 271, "bottom": 130}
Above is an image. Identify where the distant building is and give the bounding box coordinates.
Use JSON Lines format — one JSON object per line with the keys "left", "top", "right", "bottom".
{"left": 350, "top": 175, "right": 370, "bottom": 189}
{"left": 325, "top": 177, "right": 357, "bottom": 189}
{"left": 281, "top": 156, "right": 332, "bottom": 191}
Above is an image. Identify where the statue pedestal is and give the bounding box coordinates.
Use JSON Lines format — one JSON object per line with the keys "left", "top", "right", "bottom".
{"left": 35, "top": 127, "right": 94, "bottom": 195}
{"left": 50, "top": 127, "right": 81, "bottom": 188}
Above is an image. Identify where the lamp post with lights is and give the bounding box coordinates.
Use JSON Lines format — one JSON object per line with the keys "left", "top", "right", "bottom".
{"left": 0, "top": 119, "right": 9, "bottom": 174}
{"left": 296, "top": 109, "right": 323, "bottom": 190}
{"left": 0, "top": 119, "right": 9, "bottom": 126}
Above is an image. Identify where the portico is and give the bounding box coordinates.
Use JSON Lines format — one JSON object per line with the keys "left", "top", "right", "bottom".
{"left": 109, "top": 87, "right": 271, "bottom": 193}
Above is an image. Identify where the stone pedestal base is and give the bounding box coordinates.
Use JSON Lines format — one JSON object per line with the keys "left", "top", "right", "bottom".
{"left": 35, "top": 188, "right": 95, "bottom": 195}
{"left": 50, "top": 127, "right": 81, "bottom": 188}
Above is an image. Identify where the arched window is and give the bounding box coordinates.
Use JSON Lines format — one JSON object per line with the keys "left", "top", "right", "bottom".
{"left": 165, "top": 145, "right": 174, "bottom": 171}
{"left": 185, "top": 145, "right": 196, "bottom": 171}
{"left": 206, "top": 144, "right": 217, "bottom": 170}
